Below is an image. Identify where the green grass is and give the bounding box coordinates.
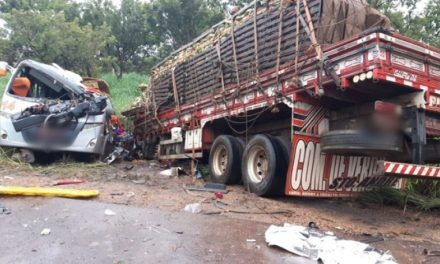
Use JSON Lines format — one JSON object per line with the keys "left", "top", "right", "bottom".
{"left": 359, "top": 178, "right": 440, "bottom": 211}
{"left": 101, "top": 72, "right": 148, "bottom": 114}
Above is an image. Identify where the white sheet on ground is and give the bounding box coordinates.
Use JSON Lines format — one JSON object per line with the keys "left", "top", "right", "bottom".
{"left": 265, "top": 224, "right": 397, "bottom": 264}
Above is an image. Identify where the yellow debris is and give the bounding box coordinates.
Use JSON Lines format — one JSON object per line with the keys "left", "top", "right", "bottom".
{"left": 0, "top": 186, "right": 99, "bottom": 198}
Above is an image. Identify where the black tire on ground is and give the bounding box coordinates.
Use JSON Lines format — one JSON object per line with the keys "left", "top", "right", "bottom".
{"left": 241, "top": 134, "right": 287, "bottom": 197}
{"left": 209, "top": 135, "right": 242, "bottom": 184}
{"left": 320, "top": 130, "right": 403, "bottom": 155}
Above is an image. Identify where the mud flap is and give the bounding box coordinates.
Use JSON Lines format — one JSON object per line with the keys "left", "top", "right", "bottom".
{"left": 285, "top": 102, "right": 404, "bottom": 197}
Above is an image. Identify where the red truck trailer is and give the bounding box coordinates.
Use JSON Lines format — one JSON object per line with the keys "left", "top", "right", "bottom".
{"left": 124, "top": 0, "right": 440, "bottom": 197}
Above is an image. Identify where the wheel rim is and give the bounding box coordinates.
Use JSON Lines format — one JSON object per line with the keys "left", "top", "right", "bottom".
{"left": 212, "top": 144, "right": 228, "bottom": 175}
{"left": 246, "top": 145, "right": 269, "bottom": 183}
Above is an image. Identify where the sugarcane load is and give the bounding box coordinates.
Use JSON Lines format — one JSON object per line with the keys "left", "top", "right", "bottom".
{"left": 124, "top": 0, "right": 440, "bottom": 198}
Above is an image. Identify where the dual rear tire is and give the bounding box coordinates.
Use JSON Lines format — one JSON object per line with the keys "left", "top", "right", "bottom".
{"left": 209, "top": 135, "right": 243, "bottom": 184}
{"left": 209, "top": 134, "right": 290, "bottom": 197}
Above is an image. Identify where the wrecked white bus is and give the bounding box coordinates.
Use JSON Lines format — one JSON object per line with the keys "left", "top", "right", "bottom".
{"left": 0, "top": 60, "right": 113, "bottom": 162}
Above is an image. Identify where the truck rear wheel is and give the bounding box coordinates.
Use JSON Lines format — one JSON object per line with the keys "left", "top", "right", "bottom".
{"left": 209, "top": 135, "right": 242, "bottom": 184}
{"left": 242, "top": 135, "right": 287, "bottom": 197}
{"left": 320, "top": 130, "right": 403, "bottom": 155}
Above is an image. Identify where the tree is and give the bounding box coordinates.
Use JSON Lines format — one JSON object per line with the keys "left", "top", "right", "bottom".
{"left": 149, "top": 0, "right": 224, "bottom": 50}
{"left": 2, "top": 10, "right": 110, "bottom": 75}
{"left": 80, "top": 0, "right": 155, "bottom": 78}
{"left": 0, "top": 0, "right": 80, "bottom": 21}
{"left": 368, "top": 0, "right": 440, "bottom": 48}
{"left": 423, "top": 0, "right": 440, "bottom": 47}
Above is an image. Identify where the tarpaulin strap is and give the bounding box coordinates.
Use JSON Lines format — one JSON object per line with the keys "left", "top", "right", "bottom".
{"left": 253, "top": 1, "right": 260, "bottom": 75}
{"left": 302, "top": 0, "right": 322, "bottom": 60}
{"left": 231, "top": 18, "right": 240, "bottom": 85}
{"left": 275, "top": 0, "right": 286, "bottom": 91}
{"left": 215, "top": 43, "right": 226, "bottom": 92}
{"left": 171, "top": 68, "right": 181, "bottom": 113}
{"left": 295, "top": 0, "right": 300, "bottom": 74}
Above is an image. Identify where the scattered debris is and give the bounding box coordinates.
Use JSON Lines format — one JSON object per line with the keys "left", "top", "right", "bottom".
{"left": 104, "top": 209, "right": 116, "bottom": 216}
{"left": 204, "top": 183, "right": 226, "bottom": 190}
{"left": 160, "top": 167, "right": 185, "bottom": 177}
{"left": 183, "top": 203, "right": 202, "bottom": 214}
{"left": 4, "top": 176, "right": 14, "bottom": 180}
{"left": 40, "top": 228, "right": 51, "bottom": 236}
{"left": 214, "top": 192, "right": 224, "bottom": 199}
{"left": 0, "top": 186, "right": 99, "bottom": 198}
{"left": 89, "top": 241, "right": 100, "bottom": 247}
{"left": 308, "top": 222, "right": 319, "bottom": 229}
{"left": 0, "top": 203, "right": 11, "bottom": 215}
{"left": 361, "top": 233, "right": 385, "bottom": 244}
{"left": 52, "top": 178, "right": 85, "bottom": 186}
{"left": 148, "top": 224, "right": 171, "bottom": 234}
{"left": 132, "top": 178, "right": 146, "bottom": 185}
{"left": 125, "top": 164, "right": 134, "bottom": 171}
{"left": 187, "top": 183, "right": 228, "bottom": 194}
{"left": 214, "top": 201, "right": 291, "bottom": 215}
{"left": 105, "top": 147, "right": 130, "bottom": 165}
{"left": 195, "top": 170, "right": 203, "bottom": 179}
{"left": 246, "top": 239, "right": 257, "bottom": 243}
{"left": 423, "top": 249, "right": 440, "bottom": 256}
{"left": 265, "top": 224, "right": 397, "bottom": 264}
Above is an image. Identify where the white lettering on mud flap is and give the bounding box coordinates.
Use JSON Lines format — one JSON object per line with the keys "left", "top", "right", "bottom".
{"left": 286, "top": 135, "right": 401, "bottom": 197}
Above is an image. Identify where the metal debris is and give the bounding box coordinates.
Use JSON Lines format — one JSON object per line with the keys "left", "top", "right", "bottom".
{"left": 183, "top": 203, "right": 202, "bottom": 214}
{"left": 104, "top": 209, "right": 116, "bottom": 216}
{"left": 40, "top": 228, "right": 51, "bottom": 236}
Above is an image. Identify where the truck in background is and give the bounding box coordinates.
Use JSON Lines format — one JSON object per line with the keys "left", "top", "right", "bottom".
{"left": 124, "top": 0, "right": 440, "bottom": 197}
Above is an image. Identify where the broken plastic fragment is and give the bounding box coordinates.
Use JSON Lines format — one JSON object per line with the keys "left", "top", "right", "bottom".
{"left": 104, "top": 209, "right": 116, "bottom": 216}
{"left": 40, "top": 228, "right": 51, "bottom": 236}
{"left": 183, "top": 203, "right": 202, "bottom": 214}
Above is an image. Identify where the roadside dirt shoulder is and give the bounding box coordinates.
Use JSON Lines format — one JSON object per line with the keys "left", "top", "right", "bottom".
{"left": 1, "top": 160, "right": 439, "bottom": 263}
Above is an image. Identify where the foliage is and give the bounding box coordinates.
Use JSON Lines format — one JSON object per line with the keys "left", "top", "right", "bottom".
{"left": 368, "top": 0, "right": 440, "bottom": 47}
{"left": 1, "top": 10, "right": 110, "bottom": 75}
{"left": 359, "top": 186, "right": 440, "bottom": 211}
{"left": 101, "top": 72, "right": 148, "bottom": 114}
{"left": 149, "top": 0, "right": 224, "bottom": 50}
{"left": 80, "top": 0, "right": 158, "bottom": 78}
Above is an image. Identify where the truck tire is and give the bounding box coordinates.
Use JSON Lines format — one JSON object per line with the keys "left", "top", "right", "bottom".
{"left": 209, "top": 135, "right": 242, "bottom": 184}
{"left": 242, "top": 134, "right": 287, "bottom": 197}
{"left": 273, "top": 136, "right": 291, "bottom": 160}
{"left": 320, "top": 130, "right": 403, "bottom": 155}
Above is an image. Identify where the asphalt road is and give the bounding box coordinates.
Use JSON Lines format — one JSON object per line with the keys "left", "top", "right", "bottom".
{"left": 0, "top": 197, "right": 312, "bottom": 264}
